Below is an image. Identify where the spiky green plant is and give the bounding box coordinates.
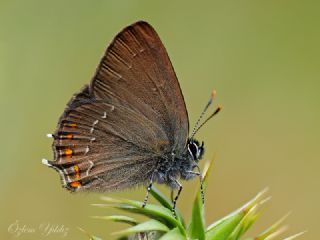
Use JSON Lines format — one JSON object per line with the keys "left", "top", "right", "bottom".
{"left": 85, "top": 160, "right": 304, "bottom": 240}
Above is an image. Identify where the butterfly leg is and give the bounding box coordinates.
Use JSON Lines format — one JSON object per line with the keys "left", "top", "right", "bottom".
{"left": 141, "top": 176, "right": 154, "bottom": 240}
{"left": 171, "top": 178, "right": 182, "bottom": 218}
{"left": 142, "top": 170, "right": 156, "bottom": 208}
{"left": 170, "top": 189, "right": 174, "bottom": 202}
{"left": 187, "top": 166, "right": 204, "bottom": 204}
{"left": 142, "top": 181, "right": 153, "bottom": 208}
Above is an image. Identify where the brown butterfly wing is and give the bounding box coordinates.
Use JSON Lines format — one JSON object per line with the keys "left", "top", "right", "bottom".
{"left": 47, "top": 21, "right": 189, "bottom": 191}
{"left": 90, "top": 21, "right": 189, "bottom": 152}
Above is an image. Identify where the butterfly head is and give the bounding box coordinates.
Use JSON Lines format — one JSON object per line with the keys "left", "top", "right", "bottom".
{"left": 186, "top": 90, "right": 220, "bottom": 163}
{"left": 187, "top": 139, "right": 204, "bottom": 162}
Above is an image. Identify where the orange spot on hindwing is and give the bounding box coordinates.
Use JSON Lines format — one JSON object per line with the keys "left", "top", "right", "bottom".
{"left": 64, "top": 148, "right": 73, "bottom": 157}
{"left": 74, "top": 165, "right": 80, "bottom": 179}
{"left": 65, "top": 123, "right": 77, "bottom": 128}
{"left": 70, "top": 181, "right": 81, "bottom": 188}
{"left": 60, "top": 134, "right": 73, "bottom": 139}
{"left": 67, "top": 165, "right": 82, "bottom": 189}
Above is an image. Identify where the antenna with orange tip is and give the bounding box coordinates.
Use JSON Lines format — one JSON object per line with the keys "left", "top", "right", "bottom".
{"left": 190, "top": 89, "right": 221, "bottom": 138}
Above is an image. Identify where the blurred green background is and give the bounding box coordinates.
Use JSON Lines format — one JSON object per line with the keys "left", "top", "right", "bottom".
{"left": 1, "top": 0, "right": 319, "bottom": 239}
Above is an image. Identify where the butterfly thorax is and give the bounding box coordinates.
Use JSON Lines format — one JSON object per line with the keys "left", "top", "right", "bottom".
{"left": 153, "top": 138, "right": 204, "bottom": 189}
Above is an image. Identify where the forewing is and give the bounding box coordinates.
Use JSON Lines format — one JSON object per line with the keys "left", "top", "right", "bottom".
{"left": 90, "top": 21, "right": 189, "bottom": 153}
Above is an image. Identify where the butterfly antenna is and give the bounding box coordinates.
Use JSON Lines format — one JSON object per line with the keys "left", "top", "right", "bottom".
{"left": 190, "top": 90, "right": 216, "bottom": 139}
{"left": 191, "top": 106, "right": 221, "bottom": 137}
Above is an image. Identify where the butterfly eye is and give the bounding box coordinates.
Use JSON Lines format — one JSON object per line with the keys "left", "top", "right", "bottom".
{"left": 188, "top": 141, "right": 198, "bottom": 160}
{"left": 187, "top": 140, "right": 204, "bottom": 161}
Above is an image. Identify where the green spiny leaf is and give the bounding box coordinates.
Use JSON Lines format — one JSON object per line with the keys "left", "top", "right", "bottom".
{"left": 227, "top": 204, "right": 259, "bottom": 240}
{"left": 78, "top": 227, "right": 103, "bottom": 240}
{"left": 207, "top": 188, "right": 268, "bottom": 233}
{"left": 206, "top": 209, "right": 246, "bottom": 240}
{"left": 206, "top": 188, "right": 268, "bottom": 240}
{"left": 90, "top": 236, "right": 103, "bottom": 240}
{"left": 255, "top": 213, "right": 290, "bottom": 240}
{"left": 188, "top": 158, "right": 214, "bottom": 240}
{"left": 113, "top": 219, "right": 170, "bottom": 236}
{"left": 150, "top": 186, "right": 173, "bottom": 209}
{"left": 150, "top": 186, "right": 185, "bottom": 227}
{"left": 158, "top": 227, "right": 186, "bottom": 240}
{"left": 97, "top": 197, "right": 186, "bottom": 235}
{"left": 91, "top": 215, "right": 138, "bottom": 226}
{"left": 282, "top": 231, "right": 307, "bottom": 240}
{"left": 188, "top": 192, "right": 205, "bottom": 240}
{"left": 263, "top": 226, "right": 288, "bottom": 240}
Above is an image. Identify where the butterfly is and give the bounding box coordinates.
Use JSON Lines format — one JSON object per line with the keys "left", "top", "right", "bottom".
{"left": 42, "top": 21, "right": 220, "bottom": 216}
